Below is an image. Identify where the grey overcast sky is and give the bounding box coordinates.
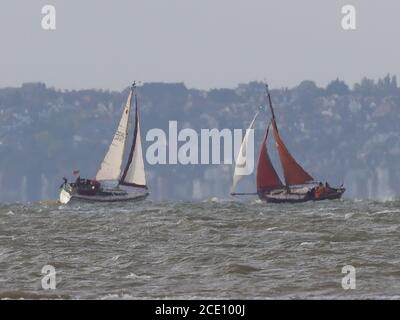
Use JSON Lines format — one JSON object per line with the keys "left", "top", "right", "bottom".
{"left": 0, "top": 0, "right": 399, "bottom": 90}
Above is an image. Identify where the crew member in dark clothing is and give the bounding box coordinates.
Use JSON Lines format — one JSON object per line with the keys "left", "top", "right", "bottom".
{"left": 307, "top": 187, "right": 316, "bottom": 198}
{"left": 60, "top": 177, "right": 68, "bottom": 189}
{"left": 325, "top": 181, "right": 333, "bottom": 193}
{"left": 325, "top": 182, "right": 330, "bottom": 188}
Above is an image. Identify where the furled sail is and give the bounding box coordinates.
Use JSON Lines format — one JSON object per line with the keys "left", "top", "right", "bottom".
{"left": 95, "top": 89, "right": 132, "bottom": 181}
{"left": 119, "top": 90, "right": 147, "bottom": 188}
{"left": 256, "top": 124, "right": 283, "bottom": 191}
{"left": 271, "top": 121, "right": 313, "bottom": 186}
{"left": 231, "top": 112, "right": 259, "bottom": 193}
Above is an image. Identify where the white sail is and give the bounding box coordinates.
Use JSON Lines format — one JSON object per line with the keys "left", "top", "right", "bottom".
{"left": 231, "top": 111, "right": 259, "bottom": 192}
{"left": 119, "top": 90, "right": 147, "bottom": 188}
{"left": 95, "top": 90, "right": 132, "bottom": 181}
{"left": 121, "top": 118, "right": 147, "bottom": 187}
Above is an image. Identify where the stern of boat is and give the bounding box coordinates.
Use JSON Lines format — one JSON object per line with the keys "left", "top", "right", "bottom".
{"left": 316, "top": 186, "right": 346, "bottom": 201}
{"left": 59, "top": 184, "right": 73, "bottom": 204}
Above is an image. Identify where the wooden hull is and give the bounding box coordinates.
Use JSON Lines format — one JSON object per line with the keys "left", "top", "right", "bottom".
{"left": 59, "top": 184, "right": 148, "bottom": 204}
{"left": 259, "top": 187, "right": 345, "bottom": 204}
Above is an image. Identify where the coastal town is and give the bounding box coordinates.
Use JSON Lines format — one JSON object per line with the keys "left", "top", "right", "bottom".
{"left": 0, "top": 76, "right": 399, "bottom": 202}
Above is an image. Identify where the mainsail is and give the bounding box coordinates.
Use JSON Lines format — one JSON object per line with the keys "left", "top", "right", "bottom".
{"left": 256, "top": 124, "right": 283, "bottom": 191}
{"left": 271, "top": 122, "right": 313, "bottom": 185}
{"left": 95, "top": 89, "right": 132, "bottom": 181}
{"left": 119, "top": 88, "right": 147, "bottom": 188}
{"left": 266, "top": 85, "right": 314, "bottom": 186}
{"left": 231, "top": 112, "right": 259, "bottom": 193}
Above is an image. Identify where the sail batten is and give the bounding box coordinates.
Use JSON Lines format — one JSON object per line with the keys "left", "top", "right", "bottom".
{"left": 256, "top": 125, "right": 283, "bottom": 191}
{"left": 119, "top": 89, "right": 147, "bottom": 188}
{"left": 95, "top": 90, "right": 132, "bottom": 181}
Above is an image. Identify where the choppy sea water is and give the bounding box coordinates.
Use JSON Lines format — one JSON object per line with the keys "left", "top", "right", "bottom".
{"left": 0, "top": 199, "right": 400, "bottom": 299}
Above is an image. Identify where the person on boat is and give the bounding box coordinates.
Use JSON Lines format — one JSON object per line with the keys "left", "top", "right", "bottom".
{"left": 325, "top": 182, "right": 333, "bottom": 193}
{"left": 307, "top": 187, "right": 315, "bottom": 198}
{"left": 75, "top": 175, "right": 82, "bottom": 186}
{"left": 59, "top": 177, "right": 67, "bottom": 189}
{"left": 325, "top": 182, "right": 330, "bottom": 188}
{"left": 314, "top": 182, "right": 326, "bottom": 199}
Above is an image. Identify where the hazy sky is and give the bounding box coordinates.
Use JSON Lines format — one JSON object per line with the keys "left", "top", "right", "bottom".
{"left": 0, "top": 0, "right": 399, "bottom": 90}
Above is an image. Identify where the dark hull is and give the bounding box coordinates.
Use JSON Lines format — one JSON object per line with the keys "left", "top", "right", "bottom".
{"left": 259, "top": 188, "right": 345, "bottom": 204}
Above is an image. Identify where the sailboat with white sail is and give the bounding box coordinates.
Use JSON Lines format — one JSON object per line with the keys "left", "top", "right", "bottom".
{"left": 231, "top": 84, "right": 345, "bottom": 203}
{"left": 59, "top": 83, "right": 149, "bottom": 204}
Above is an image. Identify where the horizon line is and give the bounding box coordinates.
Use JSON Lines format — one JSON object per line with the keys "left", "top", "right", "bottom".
{"left": 0, "top": 74, "right": 398, "bottom": 93}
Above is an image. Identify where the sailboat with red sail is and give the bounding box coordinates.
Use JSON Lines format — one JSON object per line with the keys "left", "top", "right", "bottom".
{"left": 232, "top": 85, "right": 345, "bottom": 203}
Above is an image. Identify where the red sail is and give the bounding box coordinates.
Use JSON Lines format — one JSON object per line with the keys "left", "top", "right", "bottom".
{"left": 271, "top": 121, "right": 314, "bottom": 185}
{"left": 256, "top": 126, "right": 283, "bottom": 191}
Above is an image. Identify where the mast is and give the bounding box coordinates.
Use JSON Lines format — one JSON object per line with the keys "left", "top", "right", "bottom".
{"left": 266, "top": 84, "right": 277, "bottom": 129}
{"left": 119, "top": 83, "right": 147, "bottom": 189}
